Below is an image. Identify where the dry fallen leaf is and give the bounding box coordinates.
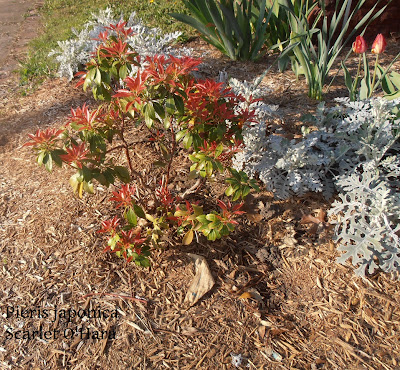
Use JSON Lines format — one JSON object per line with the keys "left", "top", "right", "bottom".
{"left": 239, "top": 290, "right": 265, "bottom": 306}
{"left": 300, "top": 209, "right": 331, "bottom": 235}
{"left": 239, "top": 291, "right": 253, "bottom": 299}
{"left": 181, "top": 326, "right": 199, "bottom": 336}
{"left": 258, "top": 325, "right": 266, "bottom": 339}
{"left": 184, "top": 254, "right": 215, "bottom": 306}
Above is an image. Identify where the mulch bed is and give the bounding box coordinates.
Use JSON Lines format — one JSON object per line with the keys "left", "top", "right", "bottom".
{"left": 0, "top": 36, "right": 400, "bottom": 369}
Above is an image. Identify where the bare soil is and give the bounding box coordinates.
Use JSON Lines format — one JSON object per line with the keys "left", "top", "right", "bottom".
{"left": 1, "top": 6, "right": 400, "bottom": 370}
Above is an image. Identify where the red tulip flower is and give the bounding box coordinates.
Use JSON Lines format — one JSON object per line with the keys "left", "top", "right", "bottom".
{"left": 371, "top": 34, "right": 387, "bottom": 55}
{"left": 352, "top": 36, "right": 367, "bottom": 54}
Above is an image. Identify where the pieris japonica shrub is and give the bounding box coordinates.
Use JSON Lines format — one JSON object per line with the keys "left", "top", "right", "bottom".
{"left": 25, "top": 21, "right": 260, "bottom": 266}
{"left": 49, "top": 8, "right": 188, "bottom": 81}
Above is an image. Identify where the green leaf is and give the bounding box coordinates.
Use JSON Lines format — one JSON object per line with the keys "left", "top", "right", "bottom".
{"left": 384, "top": 90, "right": 400, "bottom": 101}
{"left": 192, "top": 204, "right": 203, "bottom": 216}
{"left": 359, "top": 77, "right": 369, "bottom": 100}
{"left": 82, "top": 166, "right": 92, "bottom": 182}
{"left": 166, "top": 95, "right": 176, "bottom": 115}
{"left": 114, "top": 166, "right": 131, "bottom": 183}
{"left": 103, "top": 168, "right": 115, "bottom": 185}
{"left": 94, "top": 173, "right": 107, "bottom": 186}
{"left": 196, "top": 215, "right": 208, "bottom": 224}
{"left": 144, "top": 102, "right": 156, "bottom": 128}
{"left": 108, "top": 233, "right": 120, "bottom": 250}
{"left": 209, "top": 220, "right": 222, "bottom": 230}
{"left": 207, "top": 229, "right": 218, "bottom": 241}
{"left": 232, "top": 190, "right": 241, "bottom": 202}
{"left": 69, "top": 172, "right": 83, "bottom": 196}
{"left": 182, "top": 133, "right": 193, "bottom": 149}
{"left": 249, "top": 179, "right": 260, "bottom": 191}
{"left": 51, "top": 150, "right": 63, "bottom": 168}
{"left": 174, "top": 95, "right": 185, "bottom": 116}
{"left": 153, "top": 101, "right": 166, "bottom": 120}
{"left": 206, "top": 213, "right": 217, "bottom": 222}
{"left": 135, "top": 256, "right": 150, "bottom": 267}
{"left": 242, "top": 185, "right": 251, "bottom": 198}
{"left": 159, "top": 142, "right": 170, "bottom": 160}
{"left": 225, "top": 185, "right": 234, "bottom": 197}
{"left": 43, "top": 153, "right": 53, "bottom": 172}
{"left": 125, "top": 208, "right": 137, "bottom": 226}
{"left": 146, "top": 214, "right": 155, "bottom": 223}
{"left": 341, "top": 61, "right": 353, "bottom": 95}
{"left": 133, "top": 204, "right": 146, "bottom": 219}
{"left": 119, "top": 64, "right": 128, "bottom": 80}
{"left": 37, "top": 150, "right": 46, "bottom": 166}
{"left": 95, "top": 68, "right": 102, "bottom": 86}
{"left": 175, "top": 129, "right": 187, "bottom": 141}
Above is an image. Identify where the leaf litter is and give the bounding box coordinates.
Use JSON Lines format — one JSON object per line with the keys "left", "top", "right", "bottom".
{"left": 0, "top": 34, "right": 400, "bottom": 369}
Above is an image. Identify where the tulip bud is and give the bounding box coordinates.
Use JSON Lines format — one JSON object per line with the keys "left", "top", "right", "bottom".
{"left": 352, "top": 36, "right": 367, "bottom": 54}
{"left": 371, "top": 34, "right": 387, "bottom": 54}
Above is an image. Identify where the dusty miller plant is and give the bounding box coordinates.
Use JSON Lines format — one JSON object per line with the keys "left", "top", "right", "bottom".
{"left": 233, "top": 99, "right": 338, "bottom": 199}
{"left": 327, "top": 98, "right": 400, "bottom": 279}
{"left": 234, "top": 89, "right": 400, "bottom": 278}
{"left": 50, "top": 8, "right": 188, "bottom": 80}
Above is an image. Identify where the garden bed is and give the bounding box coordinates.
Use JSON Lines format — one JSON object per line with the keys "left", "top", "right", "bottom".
{"left": 1, "top": 12, "right": 400, "bottom": 370}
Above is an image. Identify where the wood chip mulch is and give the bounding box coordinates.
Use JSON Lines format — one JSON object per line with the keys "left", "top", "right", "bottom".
{"left": 1, "top": 39, "right": 400, "bottom": 369}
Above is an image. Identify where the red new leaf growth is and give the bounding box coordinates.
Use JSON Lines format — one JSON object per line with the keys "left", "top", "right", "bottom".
{"left": 185, "top": 81, "right": 237, "bottom": 127}
{"left": 217, "top": 200, "right": 245, "bottom": 225}
{"left": 104, "top": 229, "right": 147, "bottom": 262}
{"left": 175, "top": 201, "right": 198, "bottom": 226}
{"left": 97, "top": 216, "right": 120, "bottom": 234}
{"left": 106, "top": 20, "right": 134, "bottom": 38}
{"left": 99, "top": 39, "right": 135, "bottom": 60}
{"left": 156, "top": 182, "right": 178, "bottom": 211}
{"left": 59, "top": 143, "right": 90, "bottom": 168}
{"left": 114, "top": 70, "right": 150, "bottom": 110}
{"left": 219, "top": 139, "right": 244, "bottom": 162}
{"left": 194, "top": 79, "right": 236, "bottom": 101}
{"left": 198, "top": 140, "right": 222, "bottom": 158}
{"left": 74, "top": 59, "right": 98, "bottom": 88}
{"left": 23, "top": 128, "right": 64, "bottom": 147}
{"left": 110, "top": 184, "right": 137, "bottom": 208}
{"left": 148, "top": 129, "right": 165, "bottom": 142}
{"left": 95, "top": 31, "right": 109, "bottom": 42}
{"left": 144, "top": 55, "right": 201, "bottom": 89}
{"left": 67, "top": 103, "right": 102, "bottom": 131}
{"left": 237, "top": 108, "right": 259, "bottom": 128}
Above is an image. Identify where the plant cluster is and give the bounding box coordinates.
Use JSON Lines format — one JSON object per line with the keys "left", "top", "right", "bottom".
{"left": 234, "top": 89, "right": 400, "bottom": 278}
{"left": 172, "top": 0, "right": 389, "bottom": 100}
{"left": 170, "top": 0, "right": 277, "bottom": 61}
{"left": 50, "top": 8, "right": 189, "bottom": 80}
{"left": 20, "top": 0, "right": 193, "bottom": 85}
{"left": 342, "top": 33, "right": 400, "bottom": 101}
{"left": 25, "top": 21, "right": 261, "bottom": 266}
{"left": 277, "top": 0, "right": 388, "bottom": 100}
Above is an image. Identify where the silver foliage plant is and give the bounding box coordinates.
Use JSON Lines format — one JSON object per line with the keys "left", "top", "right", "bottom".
{"left": 232, "top": 83, "right": 400, "bottom": 278}
{"left": 328, "top": 98, "right": 400, "bottom": 279}
{"left": 232, "top": 95, "right": 338, "bottom": 199}
{"left": 49, "top": 8, "right": 188, "bottom": 80}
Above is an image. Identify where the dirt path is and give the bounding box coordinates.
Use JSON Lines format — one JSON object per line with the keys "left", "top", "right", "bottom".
{"left": 0, "top": 0, "right": 43, "bottom": 81}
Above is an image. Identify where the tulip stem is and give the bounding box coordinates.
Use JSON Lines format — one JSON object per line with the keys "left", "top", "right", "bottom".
{"left": 352, "top": 53, "right": 362, "bottom": 100}
{"left": 369, "top": 54, "right": 379, "bottom": 98}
